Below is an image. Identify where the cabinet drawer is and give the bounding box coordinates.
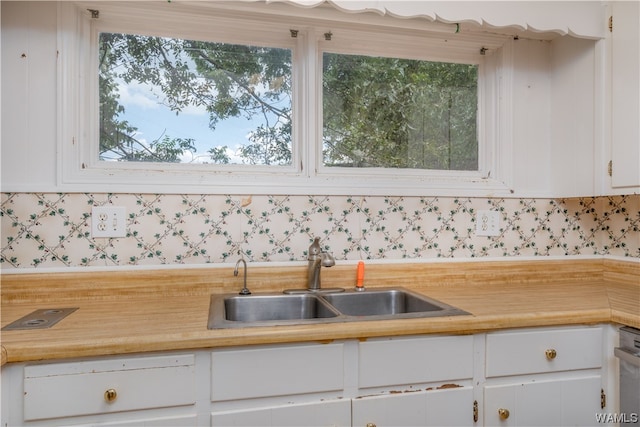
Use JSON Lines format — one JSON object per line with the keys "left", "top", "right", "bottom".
{"left": 211, "top": 343, "right": 344, "bottom": 401}
{"left": 24, "top": 354, "right": 195, "bottom": 421}
{"left": 358, "top": 335, "right": 474, "bottom": 388}
{"left": 485, "top": 327, "right": 602, "bottom": 377}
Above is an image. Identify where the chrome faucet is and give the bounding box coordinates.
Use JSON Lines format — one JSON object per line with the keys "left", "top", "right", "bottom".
{"left": 307, "top": 237, "right": 335, "bottom": 291}
{"left": 234, "top": 257, "right": 251, "bottom": 295}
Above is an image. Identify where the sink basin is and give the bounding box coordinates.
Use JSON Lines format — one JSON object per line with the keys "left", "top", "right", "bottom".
{"left": 322, "top": 288, "right": 454, "bottom": 316}
{"left": 208, "top": 287, "right": 469, "bottom": 329}
{"left": 209, "top": 293, "right": 340, "bottom": 328}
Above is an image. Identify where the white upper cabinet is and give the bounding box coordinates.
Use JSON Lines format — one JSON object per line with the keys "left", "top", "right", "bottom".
{"left": 608, "top": 1, "right": 640, "bottom": 192}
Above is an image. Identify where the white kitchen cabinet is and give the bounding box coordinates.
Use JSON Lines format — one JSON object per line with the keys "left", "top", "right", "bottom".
{"left": 483, "top": 326, "right": 604, "bottom": 427}
{"left": 1, "top": 353, "right": 197, "bottom": 426}
{"left": 209, "top": 343, "right": 348, "bottom": 426}
{"left": 208, "top": 335, "right": 475, "bottom": 427}
{"left": 1, "top": 326, "right": 613, "bottom": 427}
{"left": 354, "top": 335, "right": 475, "bottom": 426}
{"left": 609, "top": 1, "right": 640, "bottom": 191}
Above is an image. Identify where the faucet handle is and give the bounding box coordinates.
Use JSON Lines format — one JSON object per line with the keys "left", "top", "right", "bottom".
{"left": 308, "top": 237, "right": 322, "bottom": 258}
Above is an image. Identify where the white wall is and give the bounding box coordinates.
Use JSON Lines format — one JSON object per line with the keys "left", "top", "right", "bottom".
{"left": 0, "top": 1, "right": 604, "bottom": 198}
{"left": 1, "top": 2, "right": 58, "bottom": 191}
{"left": 549, "top": 36, "right": 600, "bottom": 197}
{"left": 510, "top": 38, "right": 552, "bottom": 194}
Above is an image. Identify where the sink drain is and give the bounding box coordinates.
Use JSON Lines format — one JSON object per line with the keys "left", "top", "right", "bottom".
{"left": 2, "top": 308, "right": 78, "bottom": 331}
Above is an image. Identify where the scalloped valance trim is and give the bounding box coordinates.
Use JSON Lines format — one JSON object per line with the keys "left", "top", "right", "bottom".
{"left": 267, "top": 0, "right": 606, "bottom": 39}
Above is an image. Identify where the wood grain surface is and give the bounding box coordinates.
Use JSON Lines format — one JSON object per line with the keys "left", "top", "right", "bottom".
{"left": 1, "top": 258, "right": 637, "bottom": 365}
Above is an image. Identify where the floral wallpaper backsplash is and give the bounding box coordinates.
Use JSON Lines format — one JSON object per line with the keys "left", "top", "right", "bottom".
{"left": 1, "top": 193, "right": 638, "bottom": 269}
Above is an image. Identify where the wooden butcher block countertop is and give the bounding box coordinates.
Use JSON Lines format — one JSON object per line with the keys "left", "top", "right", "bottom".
{"left": 1, "top": 258, "right": 638, "bottom": 365}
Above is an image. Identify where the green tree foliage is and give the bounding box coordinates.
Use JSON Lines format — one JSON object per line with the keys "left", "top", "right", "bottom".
{"left": 322, "top": 53, "right": 478, "bottom": 170}
{"left": 98, "top": 33, "right": 477, "bottom": 170}
{"left": 98, "top": 33, "right": 291, "bottom": 164}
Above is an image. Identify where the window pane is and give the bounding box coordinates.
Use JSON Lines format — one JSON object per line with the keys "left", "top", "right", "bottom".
{"left": 98, "top": 33, "right": 292, "bottom": 165}
{"left": 322, "top": 53, "right": 478, "bottom": 171}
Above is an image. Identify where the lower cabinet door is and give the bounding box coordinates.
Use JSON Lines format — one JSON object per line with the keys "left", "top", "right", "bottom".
{"left": 484, "top": 375, "right": 601, "bottom": 427}
{"left": 211, "top": 399, "right": 351, "bottom": 427}
{"left": 352, "top": 386, "right": 474, "bottom": 427}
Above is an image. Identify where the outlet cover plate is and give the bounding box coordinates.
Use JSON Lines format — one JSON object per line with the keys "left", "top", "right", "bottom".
{"left": 91, "top": 206, "right": 127, "bottom": 238}
{"left": 476, "top": 210, "right": 501, "bottom": 236}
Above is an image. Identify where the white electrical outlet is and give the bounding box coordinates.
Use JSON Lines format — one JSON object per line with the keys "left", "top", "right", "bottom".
{"left": 91, "top": 206, "right": 127, "bottom": 238}
{"left": 476, "top": 210, "right": 501, "bottom": 236}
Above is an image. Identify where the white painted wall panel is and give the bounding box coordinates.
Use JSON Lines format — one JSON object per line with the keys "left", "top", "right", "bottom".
{"left": 549, "top": 36, "right": 598, "bottom": 197}
{"left": 1, "top": 2, "right": 58, "bottom": 190}
{"left": 0, "top": 1, "right": 613, "bottom": 198}
{"left": 611, "top": 1, "right": 640, "bottom": 189}
{"left": 510, "top": 39, "right": 552, "bottom": 195}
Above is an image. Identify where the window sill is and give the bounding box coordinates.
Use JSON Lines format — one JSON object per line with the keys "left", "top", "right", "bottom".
{"left": 54, "top": 166, "right": 513, "bottom": 196}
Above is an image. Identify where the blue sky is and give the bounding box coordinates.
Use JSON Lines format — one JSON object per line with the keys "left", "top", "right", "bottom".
{"left": 117, "top": 80, "right": 267, "bottom": 164}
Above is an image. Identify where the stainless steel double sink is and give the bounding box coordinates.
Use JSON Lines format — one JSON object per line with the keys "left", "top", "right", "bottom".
{"left": 208, "top": 287, "right": 469, "bottom": 329}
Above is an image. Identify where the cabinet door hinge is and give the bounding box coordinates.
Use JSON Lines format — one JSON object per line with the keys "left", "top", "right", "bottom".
{"left": 608, "top": 16, "right": 613, "bottom": 32}
{"left": 608, "top": 160, "right": 613, "bottom": 177}
{"left": 601, "top": 389, "right": 607, "bottom": 409}
{"left": 473, "top": 400, "right": 479, "bottom": 423}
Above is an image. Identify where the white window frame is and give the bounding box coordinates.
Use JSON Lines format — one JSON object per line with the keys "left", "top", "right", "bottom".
{"left": 58, "top": 1, "right": 514, "bottom": 196}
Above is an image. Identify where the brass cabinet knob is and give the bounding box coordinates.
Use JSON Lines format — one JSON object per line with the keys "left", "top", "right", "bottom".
{"left": 104, "top": 388, "right": 117, "bottom": 403}
{"left": 545, "top": 348, "right": 557, "bottom": 360}
{"left": 498, "top": 408, "right": 510, "bottom": 420}
{"left": 366, "top": 424, "right": 377, "bottom": 427}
